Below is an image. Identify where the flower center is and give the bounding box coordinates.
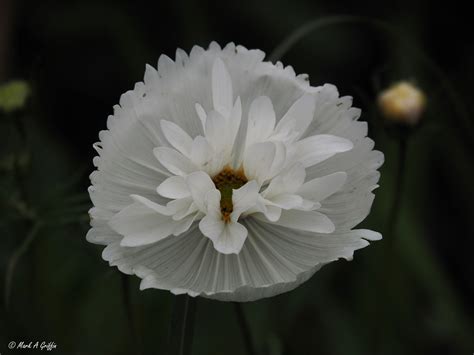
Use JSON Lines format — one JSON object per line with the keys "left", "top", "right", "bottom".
{"left": 212, "top": 166, "right": 248, "bottom": 223}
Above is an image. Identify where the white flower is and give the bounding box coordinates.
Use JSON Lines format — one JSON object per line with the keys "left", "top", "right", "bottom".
{"left": 87, "top": 42, "right": 384, "bottom": 302}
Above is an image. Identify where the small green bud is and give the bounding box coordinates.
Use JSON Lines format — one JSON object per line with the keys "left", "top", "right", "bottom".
{"left": 0, "top": 80, "right": 31, "bottom": 113}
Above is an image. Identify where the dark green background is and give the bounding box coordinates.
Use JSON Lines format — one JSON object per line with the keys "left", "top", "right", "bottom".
{"left": 1, "top": 0, "right": 473, "bottom": 354}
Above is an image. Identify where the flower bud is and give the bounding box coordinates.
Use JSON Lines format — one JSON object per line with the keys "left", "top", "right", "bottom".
{"left": 0, "top": 80, "right": 30, "bottom": 113}
{"left": 378, "top": 81, "right": 426, "bottom": 126}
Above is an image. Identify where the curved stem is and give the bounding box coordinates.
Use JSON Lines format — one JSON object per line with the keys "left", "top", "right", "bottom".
{"left": 233, "top": 303, "right": 257, "bottom": 355}
{"left": 4, "top": 221, "right": 41, "bottom": 310}
{"left": 269, "top": 15, "right": 474, "bottom": 146}
{"left": 269, "top": 16, "right": 364, "bottom": 63}
{"left": 168, "top": 295, "right": 197, "bottom": 355}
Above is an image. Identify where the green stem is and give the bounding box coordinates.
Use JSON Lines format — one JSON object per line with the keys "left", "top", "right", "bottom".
{"left": 387, "top": 136, "right": 407, "bottom": 244}
{"left": 373, "top": 135, "right": 407, "bottom": 353}
{"left": 233, "top": 302, "right": 257, "bottom": 355}
{"left": 121, "top": 274, "right": 141, "bottom": 355}
{"left": 269, "top": 15, "right": 474, "bottom": 147}
{"left": 12, "top": 112, "right": 30, "bottom": 209}
{"left": 4, "top": 221, "right": 41, "bottom": 310}
{"left": 168, "top": 295, "right": 197, "bottom": 355}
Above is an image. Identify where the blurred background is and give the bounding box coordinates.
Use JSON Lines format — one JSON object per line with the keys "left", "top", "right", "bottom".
{"left": 1, "top": 0, "right": 473, "bottom": 354}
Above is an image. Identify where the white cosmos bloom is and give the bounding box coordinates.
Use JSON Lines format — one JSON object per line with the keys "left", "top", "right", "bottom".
{"left": 87, "top": 42, "right": 384, "bottom": 302}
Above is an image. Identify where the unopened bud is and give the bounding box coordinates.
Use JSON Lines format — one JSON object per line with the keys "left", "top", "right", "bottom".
{"left": 378, "top": 81, "right": 426, "bottom": 126}
{"left": 0, "top": 80, "right": 30, "bottom": 113}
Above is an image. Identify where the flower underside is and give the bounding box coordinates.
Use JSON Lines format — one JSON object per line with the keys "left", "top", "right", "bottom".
{"left": 212, "top": 166, "right": 248, "bottom": 222}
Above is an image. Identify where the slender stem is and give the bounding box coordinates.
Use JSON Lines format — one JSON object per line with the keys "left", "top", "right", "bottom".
{"left": 12, "top": 112, "right": 30, "bottom": 209}
{"left": 168, "top": 295, "right": 197, "bottom": 355}
{"left": 268, "top": 15, "right": 474, "bottom": 147}
{"left": 121, "top": 274, "right": 141, "bottom": 355}
{"left": 387, "top": 136, "right": 407, "bottom": 244}
{"left": 4, "top": 221, "right": 41, "bottom": 310}
{"left": 372, "top": 135, "right": 407, "bottom": 354}
{"left": 233, "top": 303, "right": 257, "bottom": 355}
{"left": 269, "top": 16, "right": 360, "bottom": 62}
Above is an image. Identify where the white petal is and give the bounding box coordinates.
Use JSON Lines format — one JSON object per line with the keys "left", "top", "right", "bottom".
{"left": 274, "top": 94, "right": 315, "bottom": 140}
{"left": 243, "top": 142, "right": 276, "bottom": 185}
{"left": 298, "top": 172, "right": 347, "bottom": 202}
{"left": 218, "top": 223, "right": 248, "bottom": 255}
{"left": 212, "top": 58, "right": 233, "bottom": 117}
{"left": 157, "top": 176, "right": 190, "bottom": 199}
{"left": 261, "top": 205, "right": 282, "bottom": 222}
{"left": 109, "top": 202, "right": 176, "bottom": 247}
{"left": 205, "top": 110, "right": 228, "bottom": 151}
{"left": 269, "top": 194, "right": 304, "bottom": 209}
{"left": 230, "top": 97, "right": 246, "bottom": 168}
{"left": 267, "top": 141, "right": 287, "bottom": 179}
{"left": 190, "top": 136, "right": 213, "bottom": 167}
{"left": 200, "top": 216, "right": 248, "bottom": 255}
{"left": 229, "top": 96, "right": 242, "bottom": 144}
{"left": 173, "top": 212, "right": 200, "bottom": 236}
{"left": 244, "top": 195, "right": 282, "bottom": 222}
{"left": 154, "top": 147, "right": 198, "bottom": 176}
{"left": 186, "top": 171, "right": 216, "bottom": 212}
{"left": 231, "top": 181, "right": 259, "bottom": 220}
{"left": 130, "top": 194, "right": 172, "bottom": 215}
{"left": 203, "top": 189, "right": 222, "bottom": 219}
{"left": 195, "top": 103, "right": 207, "bottom": 131}
{"left": 356, "top": 229, "right": 382, "bottom": 241}
{"left": 246, "top": 96, "right": 276, "bottom": 146}
{"left": 299, "top": 200, "right": 320, "bottom": 211}
{"left": 294, "top": 134, "right": 353, "bottom": 167}
{"left": 199, "top": 215, "right": 224, "bottom": 242}
{"left": 166, "top": 197, "right": 195, "bottom": 219}
{"left": 160, "top": 120, "right": 193, "bottom": 157}
{"left": 259, "top": 209, "right": 335, "bottom": 233}
{"left": 263, "top": 163, "right": 305, "bottom": 198}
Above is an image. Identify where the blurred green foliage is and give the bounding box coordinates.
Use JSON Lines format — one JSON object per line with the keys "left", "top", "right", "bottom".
{"left": 1, "top": 0, "right": 473, "bottom": 354}
{"left": 0, "top": 81, "right": 30, "bottom": 113}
